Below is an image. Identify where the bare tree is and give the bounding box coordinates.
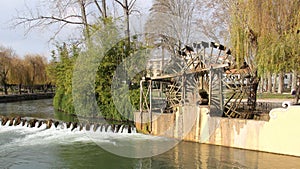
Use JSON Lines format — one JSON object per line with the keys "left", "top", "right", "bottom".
{"left": 114, "top": 0, "right": 137, "bottom": 45}
{"left": 195, "top": 0, "right": 231, "bottom": 43}
{"left": 14, "top": 0, "right": 109, "bottom": 40}
{"left": 145, "top": 0, "right": 198, "bottom": 50}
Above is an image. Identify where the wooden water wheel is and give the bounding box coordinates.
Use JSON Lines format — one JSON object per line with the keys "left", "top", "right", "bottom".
{"left": 141, "top": 41, "right": 259, "bottom": 119}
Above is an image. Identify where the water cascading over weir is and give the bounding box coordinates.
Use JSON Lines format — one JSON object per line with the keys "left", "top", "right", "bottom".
{"left": 0, "top": 115, "right": 136, "bottom": 133}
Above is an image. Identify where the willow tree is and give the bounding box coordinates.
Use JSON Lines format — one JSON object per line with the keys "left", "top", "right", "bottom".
{"left": 0, "top": 46, "right": 16, "bottom": 95}
{"left": 229, "top": 0, "right": 300, "bottom": 95}
{"left": 229, "top": 0, "right": 261, "bottom": 70}
{"left": 8, "top": 57, "right": 27, "bottom": 94}
{"left": 24, "top": 54, "right": 48, "bottom": 93}
{"left": 254, "top": 0, "right": 300, "bottom": 94}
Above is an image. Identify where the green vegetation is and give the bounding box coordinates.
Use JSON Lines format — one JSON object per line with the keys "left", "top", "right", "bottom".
{"left": 257, "top": 93, "right": 294, "bottom": 99}
{"left": 47, "top": 19, "right": 149, "bottom": 121}
{"left": 229, "top": 0, "right": 300, "bottom": 72}
{"left": 48, "top": 43, "right": 79, "bottom": 114}
{"left": 229, "top": 0, "right": 300, "bottom": 95}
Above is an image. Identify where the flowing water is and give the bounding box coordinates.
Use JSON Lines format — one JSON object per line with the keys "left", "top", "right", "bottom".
{"left": 0, "top": 99, "right": 300, "bottom": 169}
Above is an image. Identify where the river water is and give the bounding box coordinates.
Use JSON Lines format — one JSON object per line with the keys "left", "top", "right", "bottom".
{"left": 0, "top": 99, "right": 300, "bottom": 169}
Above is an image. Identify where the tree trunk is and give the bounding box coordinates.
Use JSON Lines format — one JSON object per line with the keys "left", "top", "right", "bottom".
{"left": 267, "top": 72, "right": 272, "bottom": 93}
{"left": 272, "top": 73, "right": 277, "bottom": 93}
{"left": 292, "top": 70, "right": 297, "bottom": 92}
{"left": 30, "top": 85, "right": 34, "bottom": 93}
{"left": 288, "top": 73, "right": 292, "bottom": 90}
{"left": 18, "top": 84, "right": 22, "bottom": 94}
{"left": 277, "top": 72, "right": 284, "bottom": 94}
{"left": 4, "top": 83, "right": 8, "bottom": 95}
{"left": 124, "top": 0, "right": 130, "bottom": 46}
{"left": 259, "top": 75, "right": 264, "bottom": 93}
{"left": 78, "top": 0, "right": 90, "bottom": 39}
{"left": 102, "top": 0, "right": 107, "bottom": 18}
{"left": 294, "top": 86, "right": 300, "bottom": 104}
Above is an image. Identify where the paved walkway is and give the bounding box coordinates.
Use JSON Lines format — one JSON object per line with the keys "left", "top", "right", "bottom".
{"left": 257, "top": 98, "right": 294, "bottom": 103}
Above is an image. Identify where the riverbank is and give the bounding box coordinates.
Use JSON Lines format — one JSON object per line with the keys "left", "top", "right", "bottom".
{"left": 0, "top": 93, "right": 54, "bottom": 103}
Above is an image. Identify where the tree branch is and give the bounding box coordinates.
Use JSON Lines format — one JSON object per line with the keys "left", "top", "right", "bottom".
{"left": 114, "top": 0, "right": 126, "bottom": 9}
{"left": 128, "top": 0, "right": 137, "bottom": 11}
{"left": 20, "top": 15, "right": 86, "bottom": 25}
{"left": 94, "top": 0, "right": 104, "bottom": 17}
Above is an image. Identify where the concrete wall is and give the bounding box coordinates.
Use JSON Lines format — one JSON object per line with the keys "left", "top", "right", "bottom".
{"left": 0, "top": 93, "right": 54, "bottom": 103}
{"left": 135, "top": 105, "right": 300, "bottom": 157}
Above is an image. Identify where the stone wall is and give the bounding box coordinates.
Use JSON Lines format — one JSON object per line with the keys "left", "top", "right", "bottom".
{"left": 135, "top": 105, "right": 300, "bottom": 157}
{"left": 0, "top": 93, "right": 54, "bottom": 103}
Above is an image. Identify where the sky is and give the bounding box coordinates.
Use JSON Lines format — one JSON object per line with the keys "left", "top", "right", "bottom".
{"left": 0, "top": 0, "right": 152, "bottom": 58}
{"left": 0, "top": 0, "right": 52, "bottom": 57}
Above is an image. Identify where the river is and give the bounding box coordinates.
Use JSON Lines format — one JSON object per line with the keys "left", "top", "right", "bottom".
{"left": 0, "top": 99, "right": 299, "bottom": 169}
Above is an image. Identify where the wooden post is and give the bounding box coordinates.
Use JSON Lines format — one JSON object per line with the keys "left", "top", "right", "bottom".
{"left": 209, "top": 66, "right": 213, "bottom": 108}
{"left": 160, "top": 44, "right": 165, "bottom": 97}
{"left": 294, "top": 77, "right": 300, "bottom": 104}
{"left": 181, "top": 73, "right": 186, "bottom": 105}
{"left": 139, "top": 79, "right": 144, "bottom": 130}
{"left": 149, "top": 80, "right": 152, "bottom": 132}
{"left": 219, "top": 70, "right": 224, "bottom": 111}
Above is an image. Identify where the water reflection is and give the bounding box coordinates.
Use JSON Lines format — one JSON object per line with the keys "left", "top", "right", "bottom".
{"left": 150, "top": 142, "right": 300, "bottom": 169}
{"left": 54, "top": 109, "right": 79, "bottom": 122}
{"left": 0, "top": 99, "right": 77, "bottom": 122}
{"left": 57, "top": 142, "right": 139, "bottom": 169}
{"left": 0, "top": 99, "right": 54, "bottom": 118}
{"left": 55, "top": 141, "right": 300, "bottom": 169}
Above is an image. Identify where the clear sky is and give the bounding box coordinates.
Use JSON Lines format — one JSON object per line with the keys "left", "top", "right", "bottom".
{"left": 0, "top": 0, "right": 152, "bottom": 58}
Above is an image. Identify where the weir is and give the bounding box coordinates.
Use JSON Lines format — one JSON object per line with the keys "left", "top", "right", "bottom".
{"left": 0, "top": 115, "right": 136, "bottom": 134}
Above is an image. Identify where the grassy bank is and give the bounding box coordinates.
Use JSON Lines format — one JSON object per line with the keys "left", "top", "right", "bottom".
{"left": 257, "top": 93, "right": 294, "bottom": 99}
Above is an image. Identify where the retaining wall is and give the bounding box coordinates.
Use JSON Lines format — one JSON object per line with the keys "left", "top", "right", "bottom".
{"left": 134, "top": 105, "right": 300, "bottom": 156}
{"left": 0, "top": 93, "right": 54, "bottom": 103}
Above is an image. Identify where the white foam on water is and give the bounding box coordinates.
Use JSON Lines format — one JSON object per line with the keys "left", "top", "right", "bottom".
{"left": 0, "top": 120, "right": 178, "bottom": 158}
{"left": 118, "top": 125, "right": 124, "bottom": 133}
{"left": 0, "top": 121, "right": 167, "bottom": 145}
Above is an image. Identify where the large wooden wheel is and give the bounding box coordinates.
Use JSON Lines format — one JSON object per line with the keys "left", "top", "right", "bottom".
{"left": 160, "top": 42, "right": 232, "bottom": 114}
{"left": 141, "top": 41, "right": 260, "bottom": 119}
